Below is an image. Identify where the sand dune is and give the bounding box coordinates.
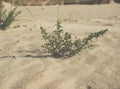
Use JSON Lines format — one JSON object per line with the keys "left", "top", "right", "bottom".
{"left": 0, "top": 4, "right": 120, "bottom": 89}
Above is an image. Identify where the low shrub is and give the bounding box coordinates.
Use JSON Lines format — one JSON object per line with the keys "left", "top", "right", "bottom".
{"left": 0, "top": 1, "right": 21, "bottom": 30}
{"left": 79, "top": 0, "right": 97, "bottom": 4}
{"left": 40, "top": 21, "right": 108, "bottom": 58}
{"left": 114, "top": 0, "right": 120, "bottom": 3}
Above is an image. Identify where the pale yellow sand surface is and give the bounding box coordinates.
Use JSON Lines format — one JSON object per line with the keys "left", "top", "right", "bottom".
{"left": 0, "top": 4, "right": 120, "bottom": 89}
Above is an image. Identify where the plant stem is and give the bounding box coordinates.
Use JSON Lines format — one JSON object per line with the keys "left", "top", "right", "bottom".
{"left": 57, "top": 0, "right": 59, "bottom": 21}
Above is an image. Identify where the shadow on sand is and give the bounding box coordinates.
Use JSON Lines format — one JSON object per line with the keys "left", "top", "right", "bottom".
{"left": 0, "top": 50, "right": 51, "bottom": 59}
{"left": 16, "top": 50, "right": 51, "bottom": 58}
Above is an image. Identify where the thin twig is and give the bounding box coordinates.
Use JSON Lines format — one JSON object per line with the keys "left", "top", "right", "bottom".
{"left": 57, "top": 0, "right": 59, "bottom": 21}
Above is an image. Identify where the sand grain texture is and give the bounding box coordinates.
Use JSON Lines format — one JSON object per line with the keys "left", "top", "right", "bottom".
{"left": 0, "top": 4, "right": 120, "bottom": 89}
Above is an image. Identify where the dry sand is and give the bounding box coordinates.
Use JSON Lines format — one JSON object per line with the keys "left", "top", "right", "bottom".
{"left": 0, "top": 4, "right": 120, "bottom": 89}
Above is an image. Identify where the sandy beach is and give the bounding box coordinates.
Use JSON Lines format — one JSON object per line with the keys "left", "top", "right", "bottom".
{"left": 0, "top": 4, "right": 120, "bottom": 89}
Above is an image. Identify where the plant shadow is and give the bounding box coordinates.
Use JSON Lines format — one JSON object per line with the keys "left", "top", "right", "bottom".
{"left": 16, "top": 49, "right": 51, "bottom": 58}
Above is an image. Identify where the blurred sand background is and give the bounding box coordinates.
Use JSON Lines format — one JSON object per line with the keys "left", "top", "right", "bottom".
{"left": 0, "top": 1, "right": 120, "bottom": 89}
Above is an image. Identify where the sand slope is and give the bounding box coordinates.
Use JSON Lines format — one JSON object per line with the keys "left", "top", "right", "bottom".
{"left": 0, "top": 4, "right": 120, "bottom": 89}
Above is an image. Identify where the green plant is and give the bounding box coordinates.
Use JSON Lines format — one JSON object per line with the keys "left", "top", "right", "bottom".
{"left": 40, "top": 21, "right": 108, "bottom": 58}
{"left": 0, "top": 2, "right": 21, "bottom": 30}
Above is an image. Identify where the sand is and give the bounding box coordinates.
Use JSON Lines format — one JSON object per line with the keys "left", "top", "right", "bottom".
{"left": 0, "top": 4, "right": 120, "bottom": 89}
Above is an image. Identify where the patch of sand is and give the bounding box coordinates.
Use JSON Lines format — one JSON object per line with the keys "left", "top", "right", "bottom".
{"left": 0, "top": 4, "right": 120, "bottom": 89}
